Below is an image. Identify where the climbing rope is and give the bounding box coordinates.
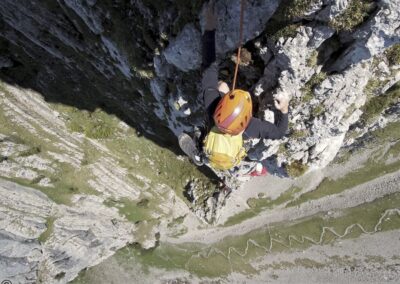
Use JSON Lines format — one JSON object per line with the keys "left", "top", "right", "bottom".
{"left": 231, "top": 0, "right": 245, "bottom": 91}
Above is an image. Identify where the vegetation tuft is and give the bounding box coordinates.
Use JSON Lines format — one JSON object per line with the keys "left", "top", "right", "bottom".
{"left": 38, "top": 217, "right": 56, "bottom": 243}
{"left": 364, "top": 78, "right": 383, "bottom": 97}
{"left": 329, "top": 0, "right": 376, "bottom": 32}
{"left": 306, "top": 50, "right": 319, "bottom": 67}
{"left": 311, "top": 105, "right": 324, "bottom": 117}
{"left": 66, "top": 108, "right": 118, "bottom": 139}
{"left": 385, "top": 44, "right": 400, "bottom": 66}
{"left": 104, "top": 198, "right": 151, "bottom": 223}
{"left": 265, "top": 0, "right": 320, "bottom": 41}
{"left": 291, "top": 129, "right": 309, "bottom": 139}
{"left": 285, "top": 160, "right": 309, "bottom": 177}
{"left": 270, "top": 24, "right": 301, "bottom": 42}
{"left": 360, "top": 82, "right": 400, "bottom": 124}
{"left": 301, "top": 72, "right": 327, "bottom": 103}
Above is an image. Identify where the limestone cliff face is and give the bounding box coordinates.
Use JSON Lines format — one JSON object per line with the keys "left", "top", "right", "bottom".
{"left": 0, "top": 0, "right": 400, "bottom": 283}
{"left": 1, "top": 0, "right": 399, "bottom": 173}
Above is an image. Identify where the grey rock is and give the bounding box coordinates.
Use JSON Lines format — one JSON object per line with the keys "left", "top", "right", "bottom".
{"left": 211, "top": 0, "right": 280, "bottom": 54}
{"left": 0, "top": 179, "right": 52, "bottom": 283}
{"left": 331, "top": 0, "right": 400, "bottom": 71}
{"left": 0, "top": 56, "right": 13, "bottom": 69}
{"left": 163, "top": 24, "right": 202, "bottom": 72}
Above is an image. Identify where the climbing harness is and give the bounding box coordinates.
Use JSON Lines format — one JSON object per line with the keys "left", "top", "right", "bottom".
{"left": 231, "top": 0, "right": 245, "bottom": 91}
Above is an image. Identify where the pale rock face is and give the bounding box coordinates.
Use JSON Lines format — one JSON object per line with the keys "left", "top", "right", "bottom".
{"left": 276, "top": 25, "right": 334, "bottom": 98}
{"left": 40, "top": 195, "right": 136, "bottom": 283}
{"left": 0, "top": 180, "right": 52, "bottom": 283}
{"left": 0, "top": 178, "right": 139, "bottom": 284}
{"left": 331, "top": 0, "right": 400, "bottom": 71}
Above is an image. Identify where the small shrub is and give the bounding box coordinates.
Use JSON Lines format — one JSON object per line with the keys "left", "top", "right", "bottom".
{"left": 137, "top": 198, "right": 149, "bottom": 208}
{"left": 364, "top": 79, "right": 382, "bottom": 97}
{"left": 275, "top": 0, "right": 321, "bottom": 21}
{"left": 266, "top": 0, "right": 320, "bottom": 42}
{"left": 270, "top": 24, "right": 301, "bottom": 42}
{"left": 385, "top": 44, "right": 400, "bottom": 66}
{"left": 38, "top": 217, "right": 55, "bottom": 243}
{"left": 312, "top": 105, "right": 324, "bottom": 117}
{"left": 19, "top": 146, "right": 41, "bottom": 157}
{"left": 247, "top": 198, "right": 258, "bottom": 208}
{"left": 286, "top": 160, "right": 309, "bottom": 177}
{"left": 277, "top": 143, "right": 288, "bottom": 155}
{"left": 291, "top": 129, "right": 308, "bottom": 139}
{"left": 67, "top": 109, "right": 117, "bottom": 139}
{"left": 361, "top": 82, "right": 400, "bottom": 123}
{"left": 306, "top": 50, "right": 319, "bottom": 67}
{"left": 329, "top": 0, "right": 376, "bottom": 32}
{"left": 301, "top": 72, "right": 327, "bottom": 102}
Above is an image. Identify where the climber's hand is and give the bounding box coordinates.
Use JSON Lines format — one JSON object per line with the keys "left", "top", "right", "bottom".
{"left": 205, "top": 0, "right": 217, "bottom": 31}
{"left": 274, "top": 95, "right": 289, "bottom": 114}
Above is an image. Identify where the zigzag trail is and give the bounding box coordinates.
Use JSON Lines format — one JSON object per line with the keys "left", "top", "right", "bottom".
{"left": 183, "top": 208, "right": 400, "bottom": 271}
{"left": 166, "top": 169, "right": 400, "bottom": 245}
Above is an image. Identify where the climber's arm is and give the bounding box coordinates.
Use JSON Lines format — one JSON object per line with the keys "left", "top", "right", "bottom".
{"left": 243, "top": 111, "right": 288, "bottom": 139}
{"left": 244, "top": 95, "right": 290, "bottom": 139}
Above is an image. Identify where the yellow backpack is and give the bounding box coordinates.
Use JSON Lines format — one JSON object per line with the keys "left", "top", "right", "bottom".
{"left": 203, "top": 126, "right": 246, "bottom": 170}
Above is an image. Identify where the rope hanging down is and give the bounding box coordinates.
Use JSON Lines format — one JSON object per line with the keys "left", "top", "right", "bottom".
{"left": 231, "top": 0, "right": 245, "bottom": 91}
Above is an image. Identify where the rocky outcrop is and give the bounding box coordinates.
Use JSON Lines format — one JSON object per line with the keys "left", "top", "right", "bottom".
{"left": 0, "top": 83, "right": 193, "bottom": 283}
{"left": 0, "top": 179, "right": 52, "bottom": 283}
{"left": 154, "top": 0, "right": 400, "bottom": 218}
{"left": 0, "top": 0, "right": 400, "bottom": 282}
{"left": 0, "top": 178, "right": 137, "bottom": 283}
{"left": 0, "top": 0, "right": 398, "bottom": 175}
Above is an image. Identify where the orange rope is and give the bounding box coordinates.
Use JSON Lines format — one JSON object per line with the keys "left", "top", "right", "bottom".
{"left": 231, "top": 0, "right": 245, "bottom": 91}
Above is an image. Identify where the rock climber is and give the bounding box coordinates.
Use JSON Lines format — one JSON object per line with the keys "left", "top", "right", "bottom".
{"left": 179, "top": 0, "right": 289, "bottom": 176}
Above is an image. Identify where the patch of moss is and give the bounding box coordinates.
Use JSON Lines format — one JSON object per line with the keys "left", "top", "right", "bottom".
{"left": 277, "top": 143, "right": 288, "bottom": 155}
{"left": 265, "top": 0, "right": 320, "bottom": 41}
{"left": 168, "top": 215, "right": 186, "bottom": 228}
{"left": 64, "top": 107, "right": 119, "bottom": 139}
{"left": 342, "top": 103, "right": 357, "bottom": 120}
{"left": 104, "top": 133, "right": 217, "bottom": 208}
{"left": 329, "top": 0, "right": 376, "bottom": 32}
{"left": 38, "top": 217, "right": 55, "bottom": 243}
{"left": 364, "top": 78, "right": 385, "bottom": 98}
{"left": 17, "top": 146, "right": 41, "bottom": 157}
{"left": 294, "top": 258, "right": 325, "bottom": 269}
{"left": 104, "top": 198, "right": 152, "bottom": 223}
{"left": 365, "top": 255, "right": 386, "bottom": 264}
{"left": 311, "top": 105, "right": 324, "bottom": 117}
{"left": 301, "top": 72, "right": 327, "bottom": 102}
{"left": 285, "top": 160, "right": 309, "bottom": 177}
{"left": 273, "top": 0, "right": 321, "bottom": 21}
{"left": 291, "top": 129, "right": 309, "bottom": 139}
{"left": 385, "top": 44, "right": 400, "bottom": 66}
{"left": 0, "top": 100, "right": 101, "bottom": 204}
{"left": 360, "top": 82, "right": 400, "bottom": 123}
{"left": 270, "top": 24, "right": 301, "bottom": 42}
{"left": 306, "top": 50, "right": 319, "bottom": 67}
